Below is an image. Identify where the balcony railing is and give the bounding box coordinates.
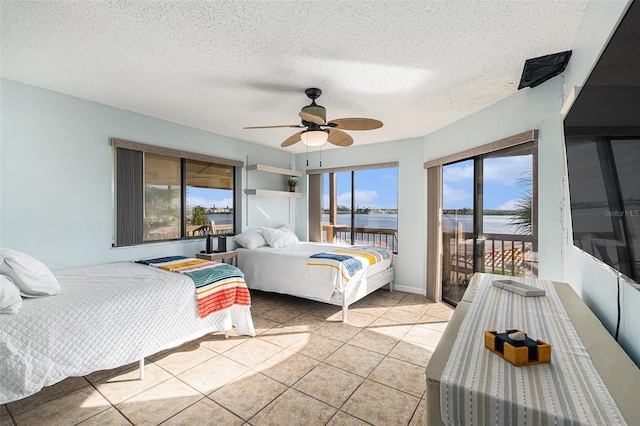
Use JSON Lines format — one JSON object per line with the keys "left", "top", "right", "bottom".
{"left": 444, "top": 231, "right": 537, "bottom": 280}
{"left": 323, "top": 225, "right": 398, "bottom": 253}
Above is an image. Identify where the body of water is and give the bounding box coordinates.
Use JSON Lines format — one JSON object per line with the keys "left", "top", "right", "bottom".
{"left": 212, "top": 213, "right": 522, "bottom": 235}
{"left": 443, "top": 214, "right": 522, "bottom": 235}
{"left": 322, "top": 213, "right": 398, "bottom": 230}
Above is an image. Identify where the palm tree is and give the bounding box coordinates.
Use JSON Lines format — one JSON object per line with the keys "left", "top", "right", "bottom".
{"left": 191, "top": 205, "right": 208, "bottom": 226}
{"left": 509, "top": 172, "right": 532, "bottom": 234}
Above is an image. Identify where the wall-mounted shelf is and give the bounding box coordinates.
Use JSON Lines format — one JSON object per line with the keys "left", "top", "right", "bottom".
{"left": 245, "top": 159, "right": 300, "bottom": 225}
{"left": 246, "top": 164, "right": 301, "bottom": 177}
{"left": 244, "top": 189, "right": 302, "bottom": 198}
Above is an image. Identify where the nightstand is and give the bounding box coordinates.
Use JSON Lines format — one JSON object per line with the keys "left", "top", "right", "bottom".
{"left": 196, "top": 251, "right": 238, "bottom": 266}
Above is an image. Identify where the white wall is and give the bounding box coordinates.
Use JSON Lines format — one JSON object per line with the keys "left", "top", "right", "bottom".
{"left": 294, "top": 137, "right": 426, "bottom": 295}
{"left": 0, "top": 79, "right": 295, "bottom": 269}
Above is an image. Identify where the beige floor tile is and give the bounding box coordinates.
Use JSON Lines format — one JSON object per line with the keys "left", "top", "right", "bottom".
{"left": 324, "top": 344, "right": 384, "bottom": 378}
{"left": 258, "top": 325, "right": 310, "bottom": 348}
{"left": 249, "top": 300, "right": 281, "bottom": 316}
{"left": 85, "top": 360, "right": 145, "bottom": 384}
{"left": 368, "top": 357, "right": 426, "bottom": 397}
{"left": 394, "top": 302, "right": 432, "bottom": 316}
{"left": 283, "top": 312, "right": 328, "bottom": 331}
{"left": 222, "top": 338, "right": 283, "bottom": 368}
{"left": 255, "top": 349, "right": 320, "bottom": 386}
{"left": 250, "top": 388, "right": 336, "bottom": 426}
{"left": 360, "top": 292, "right": 402, "bottom": 308}
{"left": 259, "top": 306, "right": 304, "bottom": 323}
{"left": 409, "top": 398, "right": 427, "bottom": 426}
{"left": 149, "top": 341, "right": 216, "bottom": 376}
{"left": 95, "top": 362, "right": 172, "bottom": 405}
{"left": 0, "top": 405, "right": 9, "bottom": 422}
{"left": 315, "top": 321, "right": 362, "bottom": 343}
{"left": 177, "top": 355, "right": 249, "bottom": 395}
{"left": 348, "top": 302, "right": 391, "bottom": 318}
{"left": 307, "top": 303, "right": 343, "bottom": 320}
{"left": 388, "top": 340, "right": 433, "bottom": 368}
{"left": 250, "top": 314, "right": 281, "bottom": 335}
{"left": 0, "top": 419, "right": 12, "bottom": 426}
{"left": 210, "top": 372, "right": 287, "bottom": 420}
{"left": 77, "top": 406, "right": 132, "bottom": 425}
{"left": 342, "top": 380, "right": 420, "bottom": 426}
{"left": 196, "top": 333, "right": 250, "bottom": 354}
{"left": 294, "top": 363, "right": 364, "bottom": 408}
{"left": 287, "top": 333, "right": 344, "bottom": 361}
{"left": 424, "top": 304, "right": 454, "bottom": 319}
{"left": 7, "top": 376, "right": 89, "bottom": 416}
{"left": 13, "top": 386, "right": 111, "bottom": 426}
{"left": 416, "top": 320, "right": 448, "bottom": 332}
{"left": 382, "top": 306, "right": 424, "bottom": 324}
{"left": 344, "top": 311, "right": 378, "bottom": 328}
{"left": 326, "top": 410, "right": 371, "bottom": 426}
{"left": 116, "top": 378, "right": 202, "bottom": 425}
{"left": 399, "top": 293, "right": 435, "bottom": 306}
{"left": 163, "top": 397, "right": 244, "bottom": 426}
{"left": 367, "top": 317, "right": 412, "bottom": 340}
{"left": 403, "top": 326, "right": 443, "bottom": 349}
{"left": 348, "top": 328, "right": 399, "bottom": 355}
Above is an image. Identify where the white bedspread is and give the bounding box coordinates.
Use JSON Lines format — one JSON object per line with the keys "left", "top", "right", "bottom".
{"left": 0, "top": 262, "right": 255, "bottom": 404}
{"left": 237, "top": 242, "right": 391, "bottom": 301}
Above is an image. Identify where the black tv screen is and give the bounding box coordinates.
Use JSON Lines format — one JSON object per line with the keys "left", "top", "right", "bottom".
{"left": 563, "top": 1, "right": 640, "bottom": 282}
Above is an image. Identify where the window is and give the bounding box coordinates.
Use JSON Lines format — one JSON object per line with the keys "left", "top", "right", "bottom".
{"left": 113, "top": 139, "right": 241, "bottom": 247}
{"left": 307, "top": 162, "right": 398, "bottom": 253}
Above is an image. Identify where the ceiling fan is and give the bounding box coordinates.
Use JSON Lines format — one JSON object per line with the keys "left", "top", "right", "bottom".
{"left": 244, "top": 88, "right": 383, "bottom": 148}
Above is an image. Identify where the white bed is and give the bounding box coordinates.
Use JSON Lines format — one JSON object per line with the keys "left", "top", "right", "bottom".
{"left": 237, "top": 242, "right": 394, "bottom": 321}
{"left": 0, "top": 262, "right": 255, "bottom": 404}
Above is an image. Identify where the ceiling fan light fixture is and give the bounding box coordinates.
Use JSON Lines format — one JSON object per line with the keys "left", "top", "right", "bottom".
{"left": 300, "top": 130, "right": 328, "bottom": 146}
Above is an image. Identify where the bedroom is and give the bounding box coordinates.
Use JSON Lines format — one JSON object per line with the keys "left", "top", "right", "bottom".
{"left": 2, "top": 0, "right": 640, "bottom": 425}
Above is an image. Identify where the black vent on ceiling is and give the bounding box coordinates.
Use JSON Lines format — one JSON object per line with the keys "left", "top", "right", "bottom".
{"left": 518, "top": 50, "right": 572, "bottom": 90}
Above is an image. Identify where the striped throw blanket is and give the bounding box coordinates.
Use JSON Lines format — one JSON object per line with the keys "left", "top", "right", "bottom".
{"left": 137, "top": 256, "right": 251, "bottom": 318}
{"left": 307, "top": 246, "right": 391, "bottom": 291}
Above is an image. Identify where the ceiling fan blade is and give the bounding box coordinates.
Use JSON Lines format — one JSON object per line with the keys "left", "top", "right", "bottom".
{"left": 327, "top": 129, "right": 353, "bottom": 147}
{"left": 328, "top": 118, "right": 383, "bottom": 131}
{"left": 281, "top": 131, "right": 303, "bottom": 147}
{"left": 244, "top": 124, "right": 302, "bottom": 129}
{"left": 299, "top": 111, "right": 325, "bottom": 125}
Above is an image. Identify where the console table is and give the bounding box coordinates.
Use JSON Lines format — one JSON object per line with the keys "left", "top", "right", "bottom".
{"left": 425, "top": 273, "right": 640, "bottom": 425}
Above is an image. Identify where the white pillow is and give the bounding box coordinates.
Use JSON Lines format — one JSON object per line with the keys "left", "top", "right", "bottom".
{"left": 260, "top": 226, "right": 300, "bottom": 248}
{"left": 0, "top": 275, "right": 22, "bottom": 314}
{"left": 277, "top": 224, "right": 298, "bottom": 237}
{"left": 0, "top": 248, "right": 61, "bottom": 298}
{"left": 233, "top": 230, "right": 268, "bottom": 249}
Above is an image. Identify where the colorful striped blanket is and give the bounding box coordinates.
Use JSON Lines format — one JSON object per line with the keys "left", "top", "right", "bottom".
{"left": 136, "top": 256, "right": 251, "bottom": 318}
{"left": 307, "top": 246, "right": 391, "bottom": 291}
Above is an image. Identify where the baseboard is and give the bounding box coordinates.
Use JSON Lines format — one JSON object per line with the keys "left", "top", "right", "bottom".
{"left": 387, "top": 283, "right": 425, "bottom": 296}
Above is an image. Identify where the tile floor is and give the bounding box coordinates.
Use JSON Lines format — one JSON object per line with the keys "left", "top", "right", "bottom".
{"left": 1, "top": 288, "right": 453, "bottom": 426}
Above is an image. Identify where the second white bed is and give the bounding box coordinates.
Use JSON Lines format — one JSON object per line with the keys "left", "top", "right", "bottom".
{"left": 237, "top": 242, "right": 394, "bottom": 321}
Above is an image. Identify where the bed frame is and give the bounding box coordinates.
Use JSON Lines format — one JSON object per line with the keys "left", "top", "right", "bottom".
{"left": 301, "top": 266, "right": 394, "bottom": 322}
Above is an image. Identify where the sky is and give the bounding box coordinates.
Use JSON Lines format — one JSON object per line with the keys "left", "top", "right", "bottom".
{"left": 186, "top": 188, "right": 233, "bottom": 210}
{"left": 185, "top": 157, "right": 530, "bottom": 212}
{"left": 323, "top": 167, "right": 398, "bottom": 209}
{"left": 443, "top": 155, "right": 532, "bottom": 210}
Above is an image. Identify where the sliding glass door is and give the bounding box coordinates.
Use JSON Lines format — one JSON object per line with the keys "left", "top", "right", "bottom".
{"left": 441, "top": 144, "right": 537, "bottom": 305}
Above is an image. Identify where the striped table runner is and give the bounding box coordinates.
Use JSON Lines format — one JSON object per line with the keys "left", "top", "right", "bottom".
{"left": 441, "top": 273, "right": 625, "bottom": 425}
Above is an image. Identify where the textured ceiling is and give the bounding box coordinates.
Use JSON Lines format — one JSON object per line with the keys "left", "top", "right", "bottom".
{"left": 0, "top": 1, "right": 589, "bottom": 153}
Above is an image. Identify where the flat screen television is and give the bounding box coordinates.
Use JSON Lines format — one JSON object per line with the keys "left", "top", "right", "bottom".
{"left": 563, "top": 1, "right": 640, "bottom": 282}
